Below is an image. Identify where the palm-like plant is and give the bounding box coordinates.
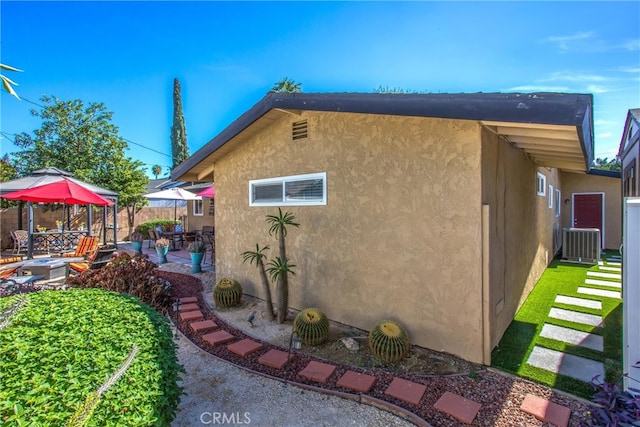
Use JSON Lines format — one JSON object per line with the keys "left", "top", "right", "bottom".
{"left": 1, "top": 63, "right": 22, "bottom": 100}
{"left": 270, "top": 77, "right": 302, "bottom": 93}
{"left": 151, "top": 164, "right": 162, "bottom": 179}
{"left": 266, "top": 256, "right": 296, "bottom": 324}
{"left": 266, "top": 208, "right": 299, "bottom": 323}
{"left": 241, "top": 244, "right": 275, "bottom": 320}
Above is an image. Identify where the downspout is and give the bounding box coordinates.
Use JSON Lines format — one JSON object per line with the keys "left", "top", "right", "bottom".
{"left": 482, "top": 204, "right": 491, "bottom": 365}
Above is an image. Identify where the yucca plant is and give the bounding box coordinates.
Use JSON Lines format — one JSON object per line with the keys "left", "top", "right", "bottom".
{"left": 241, "top": 244, "right": 275, "bottom": 320}
{"left": 266, "top": 208, "right": 299, "bottom": 324}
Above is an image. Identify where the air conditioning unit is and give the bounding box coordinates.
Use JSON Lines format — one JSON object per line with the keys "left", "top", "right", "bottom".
{"left": 562, "top": 228, "right": 601, "bottom": 264}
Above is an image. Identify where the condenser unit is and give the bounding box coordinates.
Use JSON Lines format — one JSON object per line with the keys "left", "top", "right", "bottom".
{"left": 562, "top": 228, "right": 601, "bottom": 264}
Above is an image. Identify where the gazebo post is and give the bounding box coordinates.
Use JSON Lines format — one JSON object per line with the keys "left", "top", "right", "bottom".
{"left": 27, "top": 202, "right": 34, "bottom": 259}
{"left": 87, "top": 206, "right": 93, "bottom": 236}
{"left": 113, "top": 201, "right": 118, "bottom": 248}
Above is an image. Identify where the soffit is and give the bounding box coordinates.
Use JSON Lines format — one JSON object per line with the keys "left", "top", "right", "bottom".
{"left": 481, "top": 120, "right": 587, "bottom": 172}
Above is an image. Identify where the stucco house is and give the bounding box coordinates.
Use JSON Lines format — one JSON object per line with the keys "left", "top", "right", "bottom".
{"left": 172, "top": 92, "right": 621, "bottom": 364}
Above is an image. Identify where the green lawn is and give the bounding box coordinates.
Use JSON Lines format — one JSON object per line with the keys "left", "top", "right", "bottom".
{"left": 491, "top": 251, "right": 622, "bottom": 399}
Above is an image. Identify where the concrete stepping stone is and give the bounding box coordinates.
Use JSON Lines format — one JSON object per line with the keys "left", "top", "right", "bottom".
{"left": 540, "top": 323, "right": 603, "bottom": 351}
{"left": 555, "top": 295, "right": 602, "bottom": 310}
{"left": 587, "top": 271, "right": 621, "bottom": 280}
{"left": 578, "top": 286, "right": 621, "bottom": 299}
{"left": 599, "top": 266, "right": 621, "bottom": 272}
{"left": 190, "top": 319, "right": 218, "bottom": 333}
{"left": 606, "top": 261, "right": 621, "bottom": 266}
{"left": 179, "top": 310, "right": 204, "bottom": 322}
{"left": 433, "top": 391, "right": 482, "bottom": 424}
{"left": 298, "top": 361, "right": 336, "bottom": 384}
{"left": 527, "top": 346, "right": 604, "bottom": 383}
{"left": 336, "top": 370, "right": 377, "bottom": 393}
{"left": 179, "top": 296, "right": 198, "bottom": 304}
{"left": 585, "top": 278, "right": 621, "bottom": 289}
{"left": 520, "top": 394, "right": 571, "bottom": 427}
{"left": 384, "top": 377, "right": 427, "bottom": 406}
{"left": 548, "top": 307, "right": 602, "bottom": 327}
{"left": 178, "top": 303, "right": 200, "bottom": 312}
{"left": 258, "top": 349, "right": 294, "bottom": 369}
{"left": 227, "top": 338, "right": 263, "bottom": 357}
{"left": 202, "top": 330, "right": 236, "bottom": 346}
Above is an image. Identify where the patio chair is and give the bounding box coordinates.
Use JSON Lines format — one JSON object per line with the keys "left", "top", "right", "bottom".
{"left": 0, "top": 265, "right": 21, "bottom": 280}
{"left": 66, "top": 246, "right": 117, "bottom": 277}
{"left": 11, "top": 230, "right": 29, "bottom": 255}
{"left": 55, "top": 235, "right": 99, "bottom": 258}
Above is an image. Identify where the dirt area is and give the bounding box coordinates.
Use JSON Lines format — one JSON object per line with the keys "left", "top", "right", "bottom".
{"left": 209, "top": 294, "right": 481, "bottom": 378}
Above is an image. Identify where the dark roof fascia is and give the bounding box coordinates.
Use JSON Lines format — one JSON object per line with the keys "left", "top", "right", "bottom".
{"left": 587, "top": 168, "right": 621, "bottom": 178}
{"left": 618, "top": 108, "right": 640, "bottom": 157}
{"left": 172, "top": 92, "right": 594, "bottom": 180}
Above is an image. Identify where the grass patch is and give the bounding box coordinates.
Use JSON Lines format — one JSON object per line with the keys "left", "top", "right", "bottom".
{"left": 491, "top": 251, "right": 622, "bottom": 399}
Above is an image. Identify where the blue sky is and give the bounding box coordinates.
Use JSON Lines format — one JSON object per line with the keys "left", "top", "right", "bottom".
{"left": 1, "top": 1, "right": 639, "bottom": 178}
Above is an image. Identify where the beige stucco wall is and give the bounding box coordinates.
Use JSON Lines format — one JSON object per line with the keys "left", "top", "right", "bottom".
{"left": 214, "top": 111, "right": 486, "bottom": 362}
{"left": 561, "top": 171, "right": 622, "bottom": 250}
{"left": 481, "top": 130, "right": 562, "bottom": 350}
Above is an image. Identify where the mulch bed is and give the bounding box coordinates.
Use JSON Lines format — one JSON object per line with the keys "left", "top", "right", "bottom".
{"left": 159, "top": 270, "right": 594, "bottom": 427}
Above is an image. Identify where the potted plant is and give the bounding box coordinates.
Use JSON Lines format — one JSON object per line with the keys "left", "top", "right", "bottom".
{"left": 155, "top": 238, "right": 170, "bottom": 264}
{"left": 188, "top": 241, "right": 206, "bottom": 273}
{"left": 131, "top": 230, "right": 145, "bottom": 254}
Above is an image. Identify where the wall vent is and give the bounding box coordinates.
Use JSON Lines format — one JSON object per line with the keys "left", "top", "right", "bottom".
{"left": 292, "top": 120, "right": 308, "bottom": 140}
{"left": 562, "top": 228, "right": 601, "bottom": 264}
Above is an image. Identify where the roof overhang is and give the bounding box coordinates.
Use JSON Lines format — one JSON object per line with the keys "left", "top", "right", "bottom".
{"left": 172, "top": 92, "right": 594, "bottom": 181}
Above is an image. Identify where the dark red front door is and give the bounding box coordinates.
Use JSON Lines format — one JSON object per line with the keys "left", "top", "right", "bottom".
{"left": 573, "top": 193, "right": 603, "bottom": 245}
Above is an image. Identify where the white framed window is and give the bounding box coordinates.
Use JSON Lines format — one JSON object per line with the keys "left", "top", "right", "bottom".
{"left": 249, "top": 172, "right": 327, "bottom": 206}
{"left": 548, "top": 184, "right": 553, "bottom": 208}
{"left": 536, "top": 172, "right": 546, "bottom": 196}
{"left": 193, "top": 199, "right": 203, "bottom": 216}
{"left": 555, "top": 189, "right": 561, "bottom": 217}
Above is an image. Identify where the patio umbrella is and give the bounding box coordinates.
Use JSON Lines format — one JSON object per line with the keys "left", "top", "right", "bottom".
{"left": 143, "top": 187, "right": 201, "bottom": 225}
{"left": 2, "top": 178, "right": 114, "bottom": 234}
{"left": 2, "top": 178, "right": 115, "bottom": 206}
{"left": 196, "top": 185, "right": 215, "bottom": 198}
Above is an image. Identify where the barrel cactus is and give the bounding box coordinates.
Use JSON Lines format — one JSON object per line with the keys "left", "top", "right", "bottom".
{"left": 294, "top": 308, "right": 330, "bottom": 346}
{"left": 213, "top": 278, "right": 243, "bottom": 308}
{"left": 369, "top": 320, "right": 410, "bottom": 363}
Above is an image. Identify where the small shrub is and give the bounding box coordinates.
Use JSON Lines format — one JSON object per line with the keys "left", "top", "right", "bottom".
{"left": 294, "top": 308, "right": 330, "bottom": 346}
{"left": 156, "top": 238, "right": 170, "bottom": 249}
{"left": 369, "top": 320, "right": 411, "bottom": 363}
{"left": 66, "top": 253, "right": 173, "bottom": 313}
{"left": 213, "top": 278, "right": 242, "bottom": 308}
{"left": 589, "top": 375, "right": 640, "bottom": 425}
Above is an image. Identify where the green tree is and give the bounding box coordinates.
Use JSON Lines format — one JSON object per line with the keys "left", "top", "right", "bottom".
{"left": 1, "top": 63, "right": 22, "bottom": 99}
{"left": 0, "top": 154, "right": 18, "bottom": 208}
{"left": 265, "top": 208, "right": 299, "bottom": 323}
{"left": 270, "top": 77, "right": 302, "bottom": 93}
{"left": 106, "top": 157, "right": 150, "bottom": 237}
{"left": 10, "top": 95, "right": 149, "bottom": 234}
{"left": 241, "top": 244, "right": 275, "bottom": 320}
{"left": 170, "top": 78, "right": 189, "bottom": 168}
{"left": 592, "top": 157, "right": 621, "bottom": 172}
{"left": 152, "top": 164, "right": 162, "bottom": 179}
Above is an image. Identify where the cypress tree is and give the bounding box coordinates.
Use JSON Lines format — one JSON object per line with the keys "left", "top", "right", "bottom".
{"left": 170, "top": 78, "right": 189, "bottom": 168}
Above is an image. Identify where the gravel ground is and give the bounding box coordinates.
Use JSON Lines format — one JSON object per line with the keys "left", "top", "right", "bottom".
{"left": 172, "top": 330, "right": 415, "bottom": 427}
{"left": 159, "top": 266, "right": 594, "bottom": 427}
